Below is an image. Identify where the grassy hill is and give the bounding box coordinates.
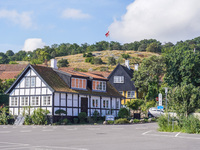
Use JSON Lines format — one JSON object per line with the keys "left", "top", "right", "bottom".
{"left": 55, "top": 50, "right": 160, "bottom": 71}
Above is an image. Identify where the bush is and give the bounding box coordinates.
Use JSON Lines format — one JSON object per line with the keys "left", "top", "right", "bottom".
{"left": 73, "top": 118, "right": 78, "bottom": 124}
{"left": 78, "top": 112, "right": 87, "bottom": 123}
{"left": 87, "top": 117, "right": 95, "bottom": 124}
{"left": 24, "top": 115, "right": 32, "bottom": 125}
{"left": 108, "top": 57, "right": 116, "bottom": 66}
{"left": 0, "top": 107, "right": 12, "bottom": 125}
{"left": 62, "top": 118, "right": 68, "bottom": 125}
{"left": 31, "top": 108, "right": 49, "bottom": 125}
{"left": 118, "top": 108, "right": 129, "bottom": 118}
{"left": 85, "top": 57, "right": 94, "bottom": 63}
{"left": 57, "top": 59, "right": 69, "bottom": 68}
{"left": 107, "top": 120, "right": 114, "bottom": 124}
{"left": 114, "top": 118, "right": 130, "bottom": 124}
{"left": 93, "top": 110, "right": 100, "bottom": 122}
{"left": 93, "top": 58, "right": 103, "bottom": 65}
{"left": 133, "top": 119, "right": 140, "bottom": 123}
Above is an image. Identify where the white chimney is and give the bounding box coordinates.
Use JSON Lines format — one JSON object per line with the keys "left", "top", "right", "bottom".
{"left": 134, "top": 63, "right": 139, "bottom": 71}
{"left": 51, "top": 59, "right": 58, "bottom": 69}
{"left": 125, "top": 60, "right": 130, "bottom": 70}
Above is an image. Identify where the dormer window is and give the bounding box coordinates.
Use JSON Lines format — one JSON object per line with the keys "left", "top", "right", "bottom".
{"left": 71, "top": 78, "right": 86, "bottom": 89}
{"left": 92, "top": 80, "right": 106, "bottom": 91}
{"left": 114, "top": 76, "right": 124, "bottom": 83}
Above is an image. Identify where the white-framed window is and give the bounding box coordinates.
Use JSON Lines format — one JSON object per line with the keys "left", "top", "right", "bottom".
{"left": 114, "top": 76, "right": 124, "bottom": 83}
{"left": 103, "top": 100, "right": 109, "bottom": 108}
{"left": 92, "top": 99, "right": 98, "bottom": 108}
{"left": 116, "top": 100, "right": 120, "bottom": 109}
{"left": 20, "top": 97, "right": 29, "bottom": 106}
{"left": 25, "top": 77, "right": 30, "bottom": 87}
{"left": 71, "top": 78, "right": 86, "bottom": 89}
{"left": 119, "top": 91, "right": 123, "bottom": 96}
{"left": 127, "top": 91, "right": 135, "bottom": 98}
{"left": 25, "top": 77, "right": 36, "bottom": 87}
{"left": 92, "top": 80, "right": 106, "bottom": 91}
{"left": 31, "top": 77, "right": 35, "bottom": 87}
{"left": 31, "top": 96, "right": 40, "bottom": 106}
{"left": 10, "top": 97, "right": 18, "bottom": 106}
{"left": 43, "top": 96, "right": 51, "bottom": 106}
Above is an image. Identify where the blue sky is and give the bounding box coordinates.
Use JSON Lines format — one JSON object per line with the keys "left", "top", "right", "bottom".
{"left": 1, "top": 0, "right": 200, "bottom": 53}
{"left": 0, "top": 0, "right": 133, "bottom": 53}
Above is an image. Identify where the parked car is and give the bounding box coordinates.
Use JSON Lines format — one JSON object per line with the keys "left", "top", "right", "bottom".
{"left": 148, "top": 107, "right": 164, "bottom": 118}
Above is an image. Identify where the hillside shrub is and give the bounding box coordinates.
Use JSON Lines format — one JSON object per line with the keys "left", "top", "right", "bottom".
{"left": 118, "top": 108, "right": 129, "bottom": 118}
{"left": 57, "top": 58, "right": 69, "bottom": 68}
{"left": 108, "top": 57, "right": 116, "bottom": 65}
{"left": 114, "top": 118, "right": 129, "bottom": 124}
{"left": 93, "top": 58, "right": 103, "bottom": 65}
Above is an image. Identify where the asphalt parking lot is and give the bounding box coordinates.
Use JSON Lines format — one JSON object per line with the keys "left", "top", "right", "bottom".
{"left": 0, "top": 123, "right": 200, "bottom": 150}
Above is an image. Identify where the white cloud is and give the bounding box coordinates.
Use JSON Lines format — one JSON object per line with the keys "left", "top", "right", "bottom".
{"left": 22, "top": 38, "right": 45, "bottom": 52}
{"left": 61, "top": 8, "right": 91, "bottom": 19}
{"left": 0, "top": 9, "right": 33, "bottom": 28}
{"left": 109, "top": 0, "right": 200, "bottom": 43}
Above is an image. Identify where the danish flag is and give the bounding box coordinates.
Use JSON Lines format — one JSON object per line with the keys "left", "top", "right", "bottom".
{"left": 105, "top": 31, "right": 110, "bottom": 37}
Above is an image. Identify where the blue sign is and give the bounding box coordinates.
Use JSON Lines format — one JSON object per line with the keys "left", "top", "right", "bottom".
{"left": 105, "top": 115, "right": 115, "bottom": 121}
{"left": 157, "top": 106, "right": 164, "bottom": 110}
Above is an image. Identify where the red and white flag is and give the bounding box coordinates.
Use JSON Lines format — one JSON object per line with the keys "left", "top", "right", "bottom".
{"left": 105, "top": 31, "right": 109, "bottom": 37}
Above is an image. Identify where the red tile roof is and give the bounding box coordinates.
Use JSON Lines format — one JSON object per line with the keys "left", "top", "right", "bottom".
{"left": 0, "top": 64, "right": 27, "bottom": 80}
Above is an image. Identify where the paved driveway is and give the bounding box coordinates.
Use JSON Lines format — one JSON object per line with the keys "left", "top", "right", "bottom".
{"left": 0, "top": 123, "right": 200, "bottom": 150}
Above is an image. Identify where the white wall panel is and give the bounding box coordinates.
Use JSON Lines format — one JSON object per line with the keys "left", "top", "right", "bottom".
{"left": 61, "top": 93, "right": 66, "bottom": 99}
{"left": 14, "top": 108, "right": 18, "bottom": 115}
{"left": 42, "top": 82, "right": 46, "bottom": 87}
{"left": 73, "top": 99, "right": 78, "bottom": 107}
{"left": 112, "top": 98, "right": 115, "bottom": 109}
{"left": 15, "top": 89, "right": 19, "bottom": 95}
{"left": 30, "top": 108, "right": 34, "bottom": 115}
{"left": 25, "top": 70, "right": 30, "bottom": 76}
{"left": 10, "top": 90, "right": 14, "bottom": 96}
{"left": 31, "top": 69, "right": 36, "bottom": 76}
{"left": 36, "top": 77, "right": 41, "bottom": 87}
{"left": 47, "top": 88, "right": 52, "bottom": 94}
{"left": 73, "top": 94, "right": 78, "bottom": 100}
{"left": 9, "top": 108, "right": 14, "bottom": 115}
{"left": 36, "top": 88, "right": 40, "bottom": 95}
{"left": 20, "top": 89, "right": 25, "bottom": 95}
{"left": 47, "top": 107, "right": 52, "bottom": 115}
{"left": 42, "top": 88, "right": 46, "bottom": 95}
{"left": 30, "top": 89, "right": 35, "bottom": 95}
{"left": 20, "top": 78, "right": 25, "bottom": 88}
{"left": 25, "top": 89, "right": 29, "bottom": 95}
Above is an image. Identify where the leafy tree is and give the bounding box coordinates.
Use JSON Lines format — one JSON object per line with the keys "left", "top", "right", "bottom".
{"left": 0, "top": 79, "right": 15, "bottom": 93}
{"left": 118, "top": 108, "right": 129, "bottom": 118}
{"left": 164, "top": 49, "right": 200, "bottom": 87}
{"left": 0, "top": 52, "right": 9, "bottom": 64}
{"left": 110, "top": 41, "right": 121, "bottom": 50}
{"left": 6, "top": 50, "right": 14, "bottom": 57}
{"left": 108, "top": 57, "right": 116, "bottom": 65}
{"left": 133, "top": 55, "right": 165, "bottom": 100}
{"left": 168, "top": 84, "right": 200, "bottom": 117}
{"left": 126, "top": 99, "right": 144, "bottom": 110}
{"left": 57, "top": 59, "right": 69, "bottom": 68}
{"left": 146, "top": 42, "right": 161, "bottom": 53}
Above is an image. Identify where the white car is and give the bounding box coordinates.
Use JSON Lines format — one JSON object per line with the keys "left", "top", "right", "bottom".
{"left": 148, "top": 107, "right": 164, "bottom": 118}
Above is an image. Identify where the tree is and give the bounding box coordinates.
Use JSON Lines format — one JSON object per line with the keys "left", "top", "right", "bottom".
{"left": 57, "top": 59, "right": 69, "bottom": 68}
{"left": 133, "top": 55, "right": 165, "bottom": 100}
{"left": 146, "top": 42, "right": 161, "bottom": 53}
{"left": 93, "top": 57, "right": 103, "bottom": 65}
{"left": 6, "top": 50, "right": 14, "bottom": 57}
{"left": 0, "top": 52, "right": 9, "bottom": 64}
{"left": 108, "top": 57, "right": 116, "bottom": 65}
{"left": 168, "top": 84, "right": 200, "bottom": 117}
{"left": 0, "top": 107, "right": 12, "bottom": 125}
{"left": 164, "top": 49, "right": 200, "bottom": 87}
{"left": 126, "top": 99, "right": 144, "bottom": 110}
{"left": 0, "top": 79, "right": 15, "bottom": 93}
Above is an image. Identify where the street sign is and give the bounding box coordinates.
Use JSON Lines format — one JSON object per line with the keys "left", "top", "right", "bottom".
{"left": 105, "top": 115, "right": 115, "bottom": 121}
{"left": 159, "top": 93, "right": 162, "bottom": 106}
{"left": 157, "top": 106, "right": 164, "bottom": 110}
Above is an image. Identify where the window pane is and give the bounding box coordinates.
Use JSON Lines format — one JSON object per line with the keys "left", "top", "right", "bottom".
{"left": 31, "top": 77, "right": 35, "bottom": 87}
{"left": 75, "top": 79, "right": 79, "bottom": 88}
{"left": 71, "top": 78, "right": 75, "bottom": 88}
{"left": 25, "top": 78, "right": 30, "bottom": 87}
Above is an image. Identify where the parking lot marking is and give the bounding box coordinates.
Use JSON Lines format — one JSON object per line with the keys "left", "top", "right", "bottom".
{"left": 136, "top": 127, "right": 148, "bottom": 130}
{"left": 175, "top": 132, "right": 181, "bottom": 137}
{"left": 0, "top": 131, "right": 11, "bottom": 133}
{"left": 34, "top": 145, "right": 88, "bottom": 150}
{"left": 20, "top": 130, "right": 32, "bottom": 133}
{"left": 111, "top": 128, "right": 124, "bottom": 130}
{"left": 42, "top": 129, "right": 54, "bottom": 132}
{"left": 142, "top": 130, "right": 152, "bottom": 135}
{"left": 65, "top": 128, "right": 78, "bottom": 131}
{"left": 2, "top": 146, "right": 30, "bottom": 150}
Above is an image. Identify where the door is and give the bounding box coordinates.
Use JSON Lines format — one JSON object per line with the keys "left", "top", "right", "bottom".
{"left": 81, "top": 97, "right": 88, "bottom": 115}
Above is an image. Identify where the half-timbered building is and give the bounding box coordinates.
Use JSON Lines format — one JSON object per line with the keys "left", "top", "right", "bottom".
{"left": 5, "top": 59, "right": 122, "bottom": 122}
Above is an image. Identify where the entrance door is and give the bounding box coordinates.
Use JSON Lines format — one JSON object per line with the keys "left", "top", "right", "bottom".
{"left": 81, "top": 97, "right": 88, "bottom": 115}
